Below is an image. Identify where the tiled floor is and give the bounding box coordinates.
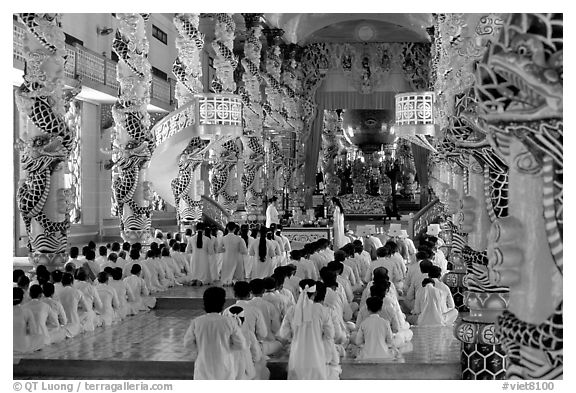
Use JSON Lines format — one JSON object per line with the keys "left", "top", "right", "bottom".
{"left": 17, "top": 306, "right": 459, "bottom": 366}
{"left": 17, "top": 309, "right": 202, "bottom": 362}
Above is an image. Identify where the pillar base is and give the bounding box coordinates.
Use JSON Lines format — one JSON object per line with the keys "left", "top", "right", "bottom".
{"left": 461, "top": 342, "right": 507, "bottom": 380}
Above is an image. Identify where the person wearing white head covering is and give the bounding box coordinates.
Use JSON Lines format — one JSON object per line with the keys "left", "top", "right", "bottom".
{"left": 399, "top": 230, "right": 417, "bottom": 265}
{"left": 223, "top": 306, "right": 261, "bottom": 380}
{"left": 426, "top": 224, "right": 445, "bottom": 248}
{"left": 278, "top": 280, "right": 335, "bottom": 380}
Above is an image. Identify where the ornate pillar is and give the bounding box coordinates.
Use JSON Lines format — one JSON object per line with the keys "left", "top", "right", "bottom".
{"left": 111, "top": 13, "right": 154, "bottom": 244}
{"left": 239, "top": 14, "right": 266, "bottom": 223}
{"left": 475, "top": 13, "right": 563, "bottom": 379}
{"left": 320, "top": 110, "right": 340, "bottom": 198}
{"left": 208, "top": 13, "right": 242, "bottom": 214}
{"left": 262, "top": 28, "right": 287, "bottom": 130}
{"left": 15, "top": 13, "right": 79, "bottom": 267}
{"left": 170, "top": 14, "right": 210, "bottom": 231}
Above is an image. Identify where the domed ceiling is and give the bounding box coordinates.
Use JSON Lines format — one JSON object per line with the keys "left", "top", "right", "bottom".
{"left": 341, "top": 109, "right": 396, "bottom": 153}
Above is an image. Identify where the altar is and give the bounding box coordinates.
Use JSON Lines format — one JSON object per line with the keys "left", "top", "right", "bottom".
{"left": 282, "top": 226, "right": 333, "bottom": 249}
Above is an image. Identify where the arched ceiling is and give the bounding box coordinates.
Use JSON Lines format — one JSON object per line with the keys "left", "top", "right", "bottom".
{"left": 263, "top": 13, "right": 433, "bottom": 44}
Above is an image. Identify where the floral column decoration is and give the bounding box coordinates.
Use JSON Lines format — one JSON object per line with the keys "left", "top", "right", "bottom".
{"left": 239, "top": 14, "right": 266, "bottom": 222}
{"left": 111, "top": 13, "right": 154, "bottom": 244}
{"left": 320, "top": 110, "right": 341, "bottom": 198}
{"left": 262, "top": 28, "right": 287, "bottom": 130}
{"left": 475, "top": 13, "right": 563, "bottom": 380}
{"left": 208, "top": 13, "right": 242, "bottom": 213}
{"left": 169, "top": 13, "right": 210, "bottom": 230}
{"left": 15, "top": 13, "right": 80, "bottom": 267}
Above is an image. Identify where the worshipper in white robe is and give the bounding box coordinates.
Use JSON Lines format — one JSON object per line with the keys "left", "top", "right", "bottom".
{"left": 272, "top": 268, "right": 296, "bottom": 310}
{"left": 352, "top": 240, "right": 372, "bottom": 284}
{"left": 109, "top": 267, "right": 137, "bottom": 318}
{"left": 239, "top": 225, "right": 254, "bottom": 280}
{"left": 159, "top": 248, "right": 183, "bottom": 286}
{"left": 262, "top": 276, "right": 287, "bottom": 320}
{"left": 249, "top": 227, "right": 278, "bottom": 279}
{"left": 248, "top": 279, "right": 283, "bottom": 356}
{"left": 410, "top": 278, "right": 458, "bottom": 326}
{"left": 320, "top": 267, "right": 355, "bottom": 330}
{"left": 313, "top": 281, "right": 344, "bottom": 380}
{"left": 402, "top": 257, "right": 434, "bottom": 313}
{"left": 67, "top": 247, "right": 81, "bottom": 269}
{"left": 220, "top": 222, "right": 249, "bottom": 285}
{"left": 184, "top": 286, "right": 246, "bottom": 380}
{"left": 24, "top": 285, "right": 62, "bottom": 346}
{"left": 278, "top": 279, "right": 335, "bottom": 380}
{"left": 73, "top": 268, "right": 103, "bottom": 331}
{"left": 95, "top": 272, "right": 121, "bottom": 326}
{"left": 356, "top": 283, "right": 413, "bottom": 347}
{"left": 124, "top": 264, "right": 156, "bottom": 311}
{"left": 58, "top": 273, "right": 91, "bottom": 337}
{"left": 266, "top": 230, "right": 283, "bottom": 271}
{"left": 276, "top": 225, "right": 291, "bottom": 266}
{"left": 17, "top": 276, "right": 31, "bottom": 305}
{"left": 13, "top": 288, "right": 44, "bottom": 354}
{"left": 232, "top": 281, "right": 269, "bottom": 343}
{"left": 400, "top": 230, "right": 417, "bottom": 265}
{"left": 213, "top": 228, "right": 225, "bottom": 280}
{"left": 291, "top": 249, "right": 318, "bottom": 281}
{"left": 427, "top": 266, "right": 458, "bottom": 324}
{"left": 40, "top": 283, "right": 68, "bottom": 344}
{"left": 95, "top": 246, "right": 108, "bottom": 268}
{"left": 355, "top": 296, "right": 396, "bottom": 360}
{"left": 265, "top": 196, "right": 280, "bottom": 228}
{"left": 189, "top": 223, "right": 217, "bottom": 285}
{"left": 331, "top": 197, "right": 346, "bottom": 250}
{"left": 282, "top": 264, "right": 302, "bottom": 301}
{"left": 144, "top": 251, "right": 168, "bottom": 292}
{"left": 426, "top": 224, "right": 445, "bottom": 248}
{"left": 82, "top": 249, "right": 101, "bottom": 280}
{"left": 223, "top": 306, "right": 261, "bottom": 380}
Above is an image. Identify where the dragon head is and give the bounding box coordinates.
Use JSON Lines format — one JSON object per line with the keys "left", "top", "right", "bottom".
{"left": 475, "top": 13, "right": 563, "bottom": 122}
{"left": 19, "top": 134, "right": 67, "bottom": 173}
{"left": 115, "top": 140, "right": 151, "bottom": 170}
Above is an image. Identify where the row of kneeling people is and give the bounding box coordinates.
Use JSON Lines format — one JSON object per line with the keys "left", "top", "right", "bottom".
{"left": 13, "top": 261, "right": 156, "bottom": 355}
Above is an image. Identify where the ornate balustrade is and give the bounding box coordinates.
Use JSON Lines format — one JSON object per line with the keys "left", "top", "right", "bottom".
{"left": 13, "top": 21, "right": 174, "bottom": 107}
{"left": 408, "top": 197, "right": 442, "bottom": 239}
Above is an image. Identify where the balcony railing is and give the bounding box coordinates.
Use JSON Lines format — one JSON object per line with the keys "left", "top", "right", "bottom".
{"left": 13, "top": 21, "right": 174, "bottom": 108}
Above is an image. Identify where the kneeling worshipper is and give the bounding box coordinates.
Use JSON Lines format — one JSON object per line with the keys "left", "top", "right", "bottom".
{"left": 409, "top": 278, "right": 458, "bottom": 326}
{"left": 354, "top": 296, "right": 397, "bottom": 360}
{"left": 13, "top": 288, "right": 44, "bottom": 354}
{"left": 277, "top": 280, "right": 335, "bottom": 380}
{"left": 183, "top": 287, "right": 247, "bottom": 380}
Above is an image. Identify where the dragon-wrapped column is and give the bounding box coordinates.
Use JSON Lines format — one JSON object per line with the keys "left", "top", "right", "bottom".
{"left": 239, "top": 14, "right": 266, "bottom": 222}
{"left": 15, "top": 13, "right": 79, "bottom": 268}
{"left": 111, "top": 13, "right": 154, "bottom": 244}
{"left": 476, "top": 13, "right": 563, "bottom": 379}
{"left": 169, "top": 13, "right": 210, "bottom": 231}
{"left": 207, "top": 13, "right": 242, "bottom": 215}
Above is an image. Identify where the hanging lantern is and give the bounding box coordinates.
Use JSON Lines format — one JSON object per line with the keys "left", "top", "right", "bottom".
{"left": 391, "top": 92, "right": 438, "bottom": 152}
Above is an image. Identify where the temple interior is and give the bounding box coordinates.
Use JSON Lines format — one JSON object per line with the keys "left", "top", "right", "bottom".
{"left": 11, "top": 12, "right": 563, "bottom": 381}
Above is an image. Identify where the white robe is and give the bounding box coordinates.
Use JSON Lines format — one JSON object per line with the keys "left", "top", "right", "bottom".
{"left": 355, "top": 314, "right": 394, "bottom": 360}
{"left": 278, "top": 301, "right": 335, "bottom": 380}
{"left": 124, "top": 274, "right": 156, "bottom": 310}
{"left": 24, "top": 299, "right": 59, "bottom": 346}
{"left": 265, "top": 204, "right": 279, "bottom": 228}
{"left": 13, "top": 305, "right": 44, "bottom": 354}
{"left": 183, "top": 313, "right": 246, "bottom": 380}
{"left": 249, "top": 238, "right": 278, "bottom": 279}
{"left": 220, "top": 234, "right": 248, "bottom": 284}
{"left": 189, "top": 234, "right": 217, "bottom": 284}
{"left": 41, "top": 297, "right": 68, "bottom": 344}
{"left": 332, "top": 206, "right": 346, "bottom": 250}
{"left": 96, "top": 284, "right": 120, "bottom": 326}
{"left": 58, "top": 286, "right": 90, "bottom": 337}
